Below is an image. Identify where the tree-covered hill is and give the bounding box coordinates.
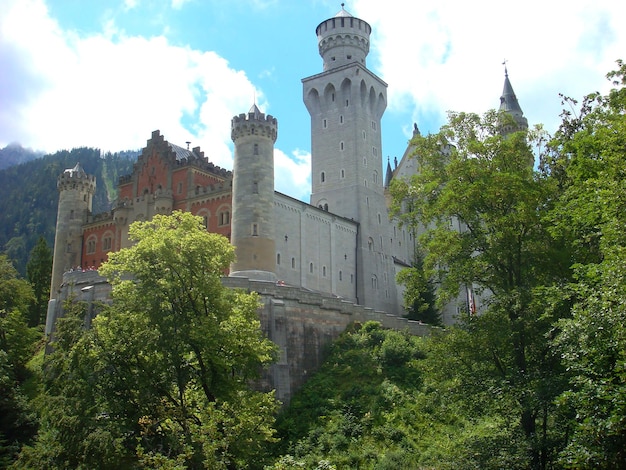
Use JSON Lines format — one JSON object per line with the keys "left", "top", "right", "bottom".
{"left": 0, "top": 144, "right": 43, "bottom": 171}
{"left": 0, "top": 148, "right": 137, "bottom": 275}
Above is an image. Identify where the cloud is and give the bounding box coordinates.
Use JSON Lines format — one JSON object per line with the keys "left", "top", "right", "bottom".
{"left": 0, "top": 0, "right": 260, "bottom": 174}
{"left": 274, "top": 148, "right": 311, "bottom": 202}
{"left": 353, "top": 0, "right": 626, "bottom": 137}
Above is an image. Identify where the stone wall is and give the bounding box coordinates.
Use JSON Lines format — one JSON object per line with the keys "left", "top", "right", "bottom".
{"left": 48, "top": 271, "right": 431, "bottom": 404}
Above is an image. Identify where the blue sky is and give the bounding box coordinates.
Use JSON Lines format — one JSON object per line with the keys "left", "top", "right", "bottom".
{"left": 1, "top": 0, "right": 625, "bottom": 201}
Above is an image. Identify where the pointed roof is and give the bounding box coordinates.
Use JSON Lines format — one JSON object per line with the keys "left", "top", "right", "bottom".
{"left": 65, "top": 162, "right": 87, "bottom": 178}
{"left": 499, "top": 67, "right": 523, "bottom": 116}
{"left": 249, "top": 103, "right": 262, "bottom": 117}
{"left": 499, "top": 66, "right": 528, "bottom": 131}
{"left": 335, "top": 3, "right": 353, "bottom": 17}
{"left": 384, "top": 157, "right": 393, "bottom": 188}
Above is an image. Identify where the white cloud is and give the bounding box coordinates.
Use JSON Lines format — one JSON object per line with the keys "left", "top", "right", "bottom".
{"left": 353, "top": 0, "right": 626, "bottom": 137}
{"left": 0, "top": 0, "right": 259, "bottom": 174}
{"left": 274, "top": 148, "right": 311, "bottom": 202}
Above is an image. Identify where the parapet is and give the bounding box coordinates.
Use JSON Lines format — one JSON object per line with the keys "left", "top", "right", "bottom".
{"left": 231, "top": 107, "right": 278, "bottom": 143}
{"left": 57, "top": 163, "right": 96, "bottom": 192}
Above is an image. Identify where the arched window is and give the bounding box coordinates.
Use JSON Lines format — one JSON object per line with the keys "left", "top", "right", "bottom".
{"left": 372, "top": 275, "right": 378, "bottom": 289}
{"left": 368, "top": 237, "right": 374, "bottom": 251}
{"left": 86, "top": 235, "right": 97, "bottom": 254}
{"left": 309, "top": 262, "right": 313, "bottom": 273}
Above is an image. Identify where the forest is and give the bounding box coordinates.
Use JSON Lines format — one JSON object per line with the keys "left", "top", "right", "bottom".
{"left": 0, "top": 62, "right": 625, "bottom": 469}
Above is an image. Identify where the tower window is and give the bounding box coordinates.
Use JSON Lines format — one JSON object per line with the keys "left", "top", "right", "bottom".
{"left": 323, "top": 266, "right": 326, "bottom": 277}
{"left": 345, "top": 100, "right": 349, "bottom": 107}
{"left": 252, "top": 223, "right": 258, "bottom": 236}
{"left": 372, "top": 147, "right": 377, "bottom": 156}
{"left": 341, "top": 169, "right": 345, "bottom": 178}
{"left": 378, "top": 213, "right": 381, "bottom": 224}
{"left": 323, "top": 119, "right": 327, "bottom": 128}
{"left": 277, "top": 253, "right": 281, "bottom": 265}
{"left": 363, "top": 130, "right": 366, "bottom": 139}
{"left": 321, "top": 171, "right": 325, "bottom": 183}
{"left": 332, "top": 93, "right": 335, "bottom": 101}
{"left": 340, "top": 115, "right": 343, "bottom": 124}
{"left": 219, "top": 211, "right": 230, "bottom": 226}
{"left": 371, "top": 121, "right": 376, "bottom": 130}
{"left": 347, "top": 55, "right": 351, "bottom": 60}
{"left": 340, "top": 142, "right": 344, "bottom": 150}
{"left": 254, "top": 143, "right": 259, "bottom": 155}
{"left": 291, "top": 257, "right": 295, "bottom": 269}
{"left": 309, "top": 262, "right": 313, "bottom": 273}
{"left": 372, "top": 275, "right": 378, "bottom": 289}
{"left": 339, "top": 270, "right": 342, "bottom": 281}
{"left": 253, "top": 181, "right": 258, "bottom": 194}
{"left": 363, "top": 157, "right": 367, "bottom": 167}
{"left": 324, "top": 203, "right": 328, "bottom": 211}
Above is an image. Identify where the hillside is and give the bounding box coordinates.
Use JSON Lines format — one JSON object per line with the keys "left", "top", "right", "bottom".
{"left": 0, "top": 148, "right": 137, "bottom": 275}
{"left": 0, "top": 144, "right": 44, "bottom": 171}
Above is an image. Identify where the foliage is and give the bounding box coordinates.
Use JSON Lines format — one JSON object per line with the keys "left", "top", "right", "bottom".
{"left": 548, "top": 60, "right": 626, "bottom": 469}
{"left": 389, "top": 109, "right": 574, "bottom": 467}
{"left": 25, "top": 236, "right": 52, "bottom": 327}
{"left": 0, "top": 254, "right": 39, "bottom": 467}
{"left": 396, "top": 248, "right": 441, "bottom": 325}
{"left": 18, "top": 212, "right": 279, "bottom": 469}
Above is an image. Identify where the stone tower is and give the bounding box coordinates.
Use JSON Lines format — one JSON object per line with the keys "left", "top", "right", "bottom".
{"left": 230, "top": 104, "right": 278, "bottom": 281}
{"left": 302, "top": 5, "right": 397, "bottom": 312}
{"left": 50, "top": 163, "right": 96, "bottom": 299}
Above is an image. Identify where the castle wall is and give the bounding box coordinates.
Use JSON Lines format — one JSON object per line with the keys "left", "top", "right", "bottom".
{"left": 49, "top": 270, "right": 430, "bottom": 405}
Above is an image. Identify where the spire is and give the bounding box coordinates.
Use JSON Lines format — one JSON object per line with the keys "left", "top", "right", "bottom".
{"left": 384, "top": 157, "right": 393, "bottom": 188}
{"left": 249, "top": 103, "right": 262, "bottom": 117}
{"left": 498, "top": 62, "right": 528, "bottom": 132}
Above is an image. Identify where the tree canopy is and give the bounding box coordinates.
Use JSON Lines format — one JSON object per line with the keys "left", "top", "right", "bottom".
{"left": 18, "top": 212, "right": 279, "bottom": 469}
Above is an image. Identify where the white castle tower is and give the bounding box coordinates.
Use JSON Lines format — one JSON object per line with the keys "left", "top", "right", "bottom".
{"left": 49, "top": 163, "right": 96, "bottom": 299}
{"left": 302, "top": 5, "right": 398, "bottom": 312}
{"left": 230, "top": 104, "right": 278, "bottom": 281}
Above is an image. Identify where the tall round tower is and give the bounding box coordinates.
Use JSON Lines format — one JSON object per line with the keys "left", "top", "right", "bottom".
{"left": 50, "top": 163, "right": 96, "bottom": 299}
{"left": 230, "top": 104, "right": 278, "bottom": 281}
{"left": 316, "top": 3, "right": 371, "bottom": 71}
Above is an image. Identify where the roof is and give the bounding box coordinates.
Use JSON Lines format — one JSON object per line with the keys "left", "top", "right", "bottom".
{"left": 499, "top": 68, "right": 524, "bottom": 116}
{"left": 168, "top": 142, "right": 195, "bottom": 161}
{"left": 335, "top": 3, "right": 353, "bottom": 17}
{"left": 65, "top": 162, "right": 87, "bottom": 178}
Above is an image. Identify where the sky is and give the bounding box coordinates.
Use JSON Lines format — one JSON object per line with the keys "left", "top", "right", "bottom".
{"left": 1, "top": 0, "right": 625, "bottom": 202}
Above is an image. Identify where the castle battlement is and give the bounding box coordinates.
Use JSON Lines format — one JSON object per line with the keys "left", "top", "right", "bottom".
{"left": 57, "top": 163, "right": 96, "bottom": 192}
{"left": 231, "top": 105, "right": 278, "bottom": 143}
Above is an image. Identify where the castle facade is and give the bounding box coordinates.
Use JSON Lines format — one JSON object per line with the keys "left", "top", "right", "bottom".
{"left": 49, "top": 6, "right": 526, "bottom": 323}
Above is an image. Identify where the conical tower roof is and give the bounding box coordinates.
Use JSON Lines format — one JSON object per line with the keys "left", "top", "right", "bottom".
{"left": 499, "top": 66, "right": 528, "bottom": 131}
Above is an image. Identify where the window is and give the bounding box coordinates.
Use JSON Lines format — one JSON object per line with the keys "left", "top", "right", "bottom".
{"left": 254, "top": 143, "right": 259, "bottom": 155}
{"left": 372, "top": 146, "right": 377, "bottom": 156}
{"left": 86, "top": 236, "right": 96, "bottom": 254}
{"left": 323, "top": 119, "right": 327, "bottom": 128}
{"left": 252, "top": 223, "right": 258, "bottom": 236}
{"left": 368, "top": 237, "right": 373, "bottom": 251}
{"left": 373, "top": 171, "right": 378, "bottom": 184}
{"left": 177, "top": 182, "right": 183, "bottom": 194}
{"left": 324, "top": 203, "right": 328, "bottom": 211}
{"left": 309, "top": 262, "right": 313, "bottom": 273}
{"left": 363, "top": 130, "right": 366, "bottom": 139}
{"left": 323, "top": 266, "right": 326, "bottom": 277}
{"left": 203, "top": 215, "right": 208, "bottom": 228}
{"left": 371, "top": 121, "right": 376, "bottom": 130}
{"left": 372, "top": 275, "right": 378, "bottom": 289}
{"left": 253, "top": 181, "right": 258, "bottom": 194}
{"left": 340, "top": 142, "right": 344, "bottom": 150}
{"left": 378, "top": 213, "right": 381, "bottom": 224}
{"left": 345, "top": 100, "right": 349, "bottom": 107}
{"left": 219, "top": 210, "right": 230, "bottom": 226}
{"left": 341, "top": 169, "right": 345, "bottom": 178}
{"left": 321, "top": 172, "right": 325, "bottom": 183}
{"left": 103, "top": 236, "right": 112, "bottom": 251}
{"left": 277, "top": 253, "right": 281, "bottom": 265}
{"left": 332, "top": 93, "right": 335, "bottom": 101}
{"left": 363, "top": 157, "right": 367, "bottom": 167}
{"left": 291, "top": 257, "right": 295, "bottom": 269}
{"left": 340, "top": 115, "right": 344, "bottom": 124}
{"left": 339, "top": 271, "right": 342, "bottom": 281}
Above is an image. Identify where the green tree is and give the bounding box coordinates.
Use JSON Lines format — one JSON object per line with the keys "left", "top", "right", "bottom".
{"left": 390, "top": 111, "right": 570, "bottom": 468}
{"left": 0, "top": 255, "right": 38, "bottom": 466}
{"left": 19, "top": 212, "right": 279, "bottom": 469}
{"left": 396, "top": 248, "right": 441, "bottom": 325}
{"left": 549, "top": 61, "right": 626, "bottom": 469}
{"left": 26, "top": 236, "right": 52, "bottom": 327}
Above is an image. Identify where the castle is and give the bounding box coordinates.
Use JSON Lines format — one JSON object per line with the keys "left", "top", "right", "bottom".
{"left": 46, "top": 6, "right": 526, "bottom": 401}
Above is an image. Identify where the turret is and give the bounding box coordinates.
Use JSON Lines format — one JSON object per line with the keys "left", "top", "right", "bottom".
{"left": 499, "top": 66, "right": 528, "bottom": 134}
{"left": 315, "top": 4, "right": 371, "bottom": 71}
{"left": 230, "top": 104, "right": 278, "bottom": 281}
{"left": 50, "top": 163, "right": 96, "bottom": 298}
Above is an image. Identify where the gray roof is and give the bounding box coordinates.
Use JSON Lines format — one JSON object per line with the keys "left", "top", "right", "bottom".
{"left": 169, "top": 142, "right": 195, "bottom": 161}
{"left": 335, "top": 4, "right": 353, "bottom": 17}
{"left": 65, "top": 162, "right": 87, "bottom": 177}
{"left": 499, "top": 68, "right": 524, "bottom": 116}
